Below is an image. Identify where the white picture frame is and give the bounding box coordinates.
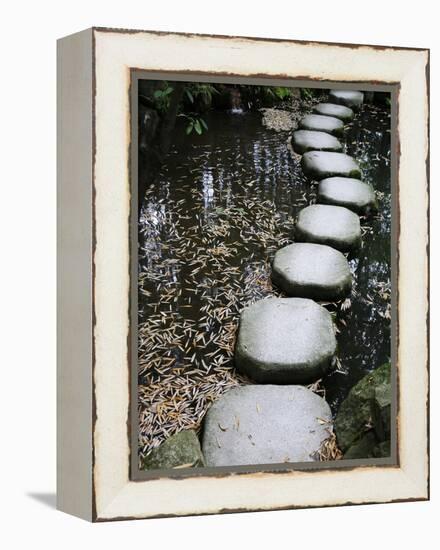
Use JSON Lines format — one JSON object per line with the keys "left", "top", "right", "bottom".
{"left": 57, "top": 27, "right": 429, "bottom": 521}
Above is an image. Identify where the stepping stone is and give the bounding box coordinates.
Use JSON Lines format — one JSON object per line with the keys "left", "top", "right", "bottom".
{"left": 272, "top": 242, "right": 352, "bottom": 301}
{"left": 295, "top": 204, "right": 361, "bottom": 253}
{"left": 317, "top": 177, "right": 378, "bottom": 215}
{"left": 313, "top": 102, "right": 354, "bottom": 122}
{"left": 299, "top": 114, "right": 344, "bottom": 137}
{"left": 301, "top": 151, "right": 362, "bottom": 180}
{"left": 291, "top": 130, "right": 342, "bottom": 154}
{"left": 141, "top": 430, "right": 206, "bottom": 470}
{"left": 235, "top": 297, "right": 336, "bottom": 384}
{"left": 329, "top": 90, "right": 364, "bottom": 110}
{"left": 202, "top": 385, "right": 332, "bottom": 467}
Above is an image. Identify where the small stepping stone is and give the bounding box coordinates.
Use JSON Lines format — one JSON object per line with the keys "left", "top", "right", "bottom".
{"left": 202, "top": 385, "right": 332, "bottom": 466}
{"left": 329, "top": 90, "right": 364, "bottom": 110}
{"left": 291, "top": 130, "right": 342, "bottom": 154}
{"left": 301, "top": 151, "right": 362, "bottom": 180}
{"left": 317, "top": 177, "right": 378, "bottom": 215}
{"left": 272, "top": 243, "right": 352, "bottom": 301}
{"left": 299, "top": 114, "right": 344, "bottom": 137}
{"left": 235, "top": 297, "right": 336, "bottom": 384}
{"left": 295, "top": 204, "right": 361, "bottom": 253}
{"left": 313, "top": 102, "right": 354, "bottom": 122}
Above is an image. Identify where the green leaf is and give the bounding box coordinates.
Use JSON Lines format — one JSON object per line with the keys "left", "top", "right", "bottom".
{"left": 153, "top": 90, "right": 163, "bottom": 99}
{"left": 194, "top": 120, "right": 202, "bottom": 135}
{"left": 186, "top": 123, "right": 194, "bottom": 135}
{"left": 200, "top": 118, "right": 208, "bottom": 130}
{"left": 163, "top": 86, "right": 174, "bottom": 96}
{"left": 185, "top": 89, "right": 194, "bottom": 103}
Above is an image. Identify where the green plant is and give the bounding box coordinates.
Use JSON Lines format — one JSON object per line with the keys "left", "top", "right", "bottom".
{"left": 186, "top": 83, "right": 219, "bottom": 104}
{"left": 272, "top": 87, "right": 292, "bottom": 101}
{"left": 300, "top": 88, "right": 314, "bottom": 101}
{"left": 152, "top": 83, "right": 174, "bottom": 113}
{"left": 178, "top": 113, "right": 208, "bottom": 135}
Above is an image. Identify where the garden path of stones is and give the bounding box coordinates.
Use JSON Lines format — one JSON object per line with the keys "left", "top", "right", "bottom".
{"left": 202, "top": 90, "right": 378, "bottom": 467}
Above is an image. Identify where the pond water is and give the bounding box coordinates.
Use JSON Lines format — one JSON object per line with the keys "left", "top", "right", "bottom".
{"left": 138, "top": 102, "right": 391, "bottom": 459}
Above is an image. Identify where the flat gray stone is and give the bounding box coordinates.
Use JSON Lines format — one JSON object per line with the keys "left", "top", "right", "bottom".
{"left": 313, "top": 102, "right": 354, "bottom": 122}
{"left": 299, "top": 114, "right": 344, "bottom": 137}
{"left": 295, "top": 204, "right": 361, "bottom": 253}
{"left": 202, "top": 385, "right": 332, "bottom": 467}
{"left": 291, "top": 130, "right": 343, "bottom": 154}
{"left": 329, "top": 90, "right": 364, "bottom": 110}
{"left": 272, "top": 243, "right": 352, "bottom": 301}
{"left": 301, "top": 151, "right": 362, "bottom": 180}
{"left": 235, "top": 297, "right": 336, "bottom": 384}
{"left": 317, "top": 177, "right": 378, "bottom": 215}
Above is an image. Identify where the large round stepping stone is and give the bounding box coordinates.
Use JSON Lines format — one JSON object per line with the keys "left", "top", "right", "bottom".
{"left": 313, "top": 102, "right": 354, "bottom": 122}
{"left": 235, "top": 297, "right": 336, "bottom": 384}
{"left": 329, "top": 90, "right": 364, "bottom": 110}
{"left": 295, "top": 204, "right": 361, "bottom": 253}
{"left": 272, "top": 243, "right": 352, "bottom": 301}
{"left": 202, "top": 385, "right": 332, "bottom": 467}
{"left": 301, "top": 151, "right": 362, "bottom": 180}
{"left": 299, "top": 114, "right": 344, "bottom": 137}
{"left": 291, "top": 130, "right": 342, "bottom": 154}
{"left": 317, "top": 177, "right": 378, "bottom": 215}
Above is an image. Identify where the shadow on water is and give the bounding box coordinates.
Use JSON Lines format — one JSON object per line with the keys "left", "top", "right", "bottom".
{"left": 138, "top": 103, "right": 391, "bottom": 457}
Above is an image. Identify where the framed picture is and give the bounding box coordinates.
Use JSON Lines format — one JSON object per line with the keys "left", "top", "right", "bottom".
{"left": 57, "top": 27, "right": 429, "bottom": 522}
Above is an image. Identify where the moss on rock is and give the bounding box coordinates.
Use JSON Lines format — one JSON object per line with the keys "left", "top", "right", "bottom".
{"left": 142, "top": 429, "right": 206, "bottom": 470}
{"left": 334, "top": 363, "right": 391, "bottom": 455}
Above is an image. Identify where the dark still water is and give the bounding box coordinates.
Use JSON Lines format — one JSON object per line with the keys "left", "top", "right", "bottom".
{"left": 138, "top": 104, "right": 391, "bottom": 459}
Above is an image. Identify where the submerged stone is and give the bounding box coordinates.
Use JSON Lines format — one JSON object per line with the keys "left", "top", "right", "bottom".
{"left": 334, "top": 363, "right": 391, "bottom": 454}
{"left": 301, "top": 151, "right": 362, "bottom": 180}
{"left": 313, "top": 102, "right": 354, "bottom": 122}
{"left": 202, "top": 385, "right": 332, "bottom": 467}
{"left": 272, "top": 242, "right": 352, "bottom": 301}
{"left": 141, "top": 429, "right": 206, "bottom": 470}
{"left": 299, "top": 114, "right": 344, "bottom": 137}
{"left": 295, "top": 204, "right": 361, "bottom": 253}
{"left": 291, "top": 130, "right": 343, "bottom": 154}
{"left": 317, "top": 177, "right": 378, "bottom": 215}
{"left": 329, "top": 90, "right": 364, "bottom": 110}
{"left": 235, "top": 297, "right": 336, "bottom": 384}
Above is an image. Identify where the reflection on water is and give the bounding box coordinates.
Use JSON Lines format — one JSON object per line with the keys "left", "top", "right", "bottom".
{"left": 138, "top": 103, "right": 391, "bottom": 459}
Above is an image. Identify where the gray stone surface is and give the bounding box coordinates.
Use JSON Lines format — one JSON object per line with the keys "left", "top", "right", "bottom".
{"left": 317, "top": 177, "right": 378, "bottom": 215}
{"left": 235, "top": 297, "right": 336, "bottom": 384}
{"left": 291, "top": 130, "right": 343, "bottom": 154}
{"left": 313, "top": 102, "right": 354, "bottom": 122}
{"left": 301, "top": 151, "right": 362, "bottom": 180}
{"left": 329, "top": 90, "right": 364, "bottom": 110}
{"left": 295, "top": 204, "right": 362, "bottom": 253}
{"left": 272, "top": 243, "right": 352, "bottom": 301}
{"left": 202, "top": 385, "right": 332, "bottom": 467}
{"left": 141, "top": 429, "right": 206, "bottom": 470}
{"left": 299, "top": 114, "right": 344, "bottom": 137}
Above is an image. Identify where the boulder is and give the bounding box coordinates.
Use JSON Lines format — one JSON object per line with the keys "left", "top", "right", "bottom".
{"left": 313, "top": 102, "right": 354, "bottom": 122}
{"left": 291, "top": 130, "right": 343, "bottom": 154}
{"left": 328, "top": 90, "right": 364, "bottom": 110}
{"left": 317, "top": 177, "right": 378, "bottom": 215}
{"left": 272, "top": 242, "right": 352, "bottom": 301}
{"left": 301, "top": 151, "right": 362, "bottom": 180}
{"left": 202, "top": 385, "right": 332, "bottom": 467}
{"left": 141, "top": 429, "right": 206, "bottom": 470}
{"left": 299, "top": 114, "right": 344, "bottom": 137}
{"left": 235, "top": 297, "right": 336, "bottom": 384}
{"left": 295, "top": 204, "right": 362, "bottom": 253}
{"left": 334, "top": 363, "right": 391, "bottom": 455}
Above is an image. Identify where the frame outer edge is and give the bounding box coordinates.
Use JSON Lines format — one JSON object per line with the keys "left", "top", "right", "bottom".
{"left": 57, "top": 27, "right": 94, "bottom": 521}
